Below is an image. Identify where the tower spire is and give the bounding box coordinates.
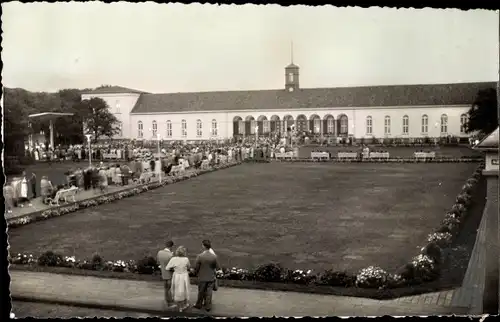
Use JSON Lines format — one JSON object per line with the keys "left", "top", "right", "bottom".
{"left": 291, "top": 41, "right": 294, "bottom": 64}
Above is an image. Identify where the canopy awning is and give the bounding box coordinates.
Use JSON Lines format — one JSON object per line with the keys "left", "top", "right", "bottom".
{"left": 28, "top": 112, "right": 74, "bottom": 122}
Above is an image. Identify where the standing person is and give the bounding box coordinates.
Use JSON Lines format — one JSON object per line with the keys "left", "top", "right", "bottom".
{"left": 157, "top": 240, "right": 176, "bottom": 309}
{"left": 193, "top": 240, "right": 220, "bottom": 312}
{"left": 30, "top": 173, "right": 37, "bottom": 198}
{"left": 165, "top": 246, "right": 191, "bottom": 312}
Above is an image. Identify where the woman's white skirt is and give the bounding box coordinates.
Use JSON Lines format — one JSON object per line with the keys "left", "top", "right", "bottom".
{"left": 171, "top": 272, "right": 190, "bottom": 302}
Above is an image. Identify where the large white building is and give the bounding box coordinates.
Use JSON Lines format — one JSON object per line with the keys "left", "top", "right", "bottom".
{"left": 81, "top": 62, "right": 495, "bottom": 142}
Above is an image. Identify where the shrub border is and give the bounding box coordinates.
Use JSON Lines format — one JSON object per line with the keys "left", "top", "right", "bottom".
{"left": 7, "top": 161, "right": 243, "bottom": 229}
{"left": 8, "top": 162, "right": 485, "bottom": 293}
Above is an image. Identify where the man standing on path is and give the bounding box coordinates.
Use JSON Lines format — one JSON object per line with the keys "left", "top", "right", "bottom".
{"left": 157, "top": 240, "right": 175, "bottom": 309}
{"left": 193, "top": 240, "right": 220, "bottom": 312}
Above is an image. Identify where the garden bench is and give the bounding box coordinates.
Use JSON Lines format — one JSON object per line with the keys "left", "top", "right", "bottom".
{"left": 368, "top": 152, "right": 390, "bottom": 160}
{"left": 413, "top": 151, "right": 436, "bottom": 160}
{"left": 311, "top": 152, "right": 329, "bottom": 161}
{"left": 337, "top": 152, "right": 358, "bottom": 160}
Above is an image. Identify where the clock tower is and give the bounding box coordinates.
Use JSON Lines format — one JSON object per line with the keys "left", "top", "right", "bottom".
{"left": 285, "top": 42, "right": 299, "bottom": 92}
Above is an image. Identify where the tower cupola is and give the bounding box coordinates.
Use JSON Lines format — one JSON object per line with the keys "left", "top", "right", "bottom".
{"left": 285, "top": 42, "right": 299, "bottom": 92}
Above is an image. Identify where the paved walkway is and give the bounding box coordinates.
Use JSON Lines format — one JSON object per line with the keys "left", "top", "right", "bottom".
{"left": 10, "top": 271, "right": 469, "bottom": 316}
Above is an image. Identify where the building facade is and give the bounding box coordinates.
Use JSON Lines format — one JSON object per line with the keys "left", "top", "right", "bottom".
{"left": 81, "top": 63, "right": 495, "bottom": 142}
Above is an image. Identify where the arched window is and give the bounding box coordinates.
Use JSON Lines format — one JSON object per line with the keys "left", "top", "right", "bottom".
{"left": 152, "top": 120, "right": 157, "bottom": 137}
{"left": 250, "top": 119, "right": 256, "bottom": 134}
{"left": 313, "top": 118, "right": 321, "bottom": 133}
{"left": 440, "top": 114, "right": 448, "bottom": 134}
{"left": 288, "top": 73, "right": 293, "bottom": 82}
{"left": 366, "top": 116, "right": 373, "bottom": 135}
{"left": 340, "top": 115, "right": 348, "bottom": 134}
{"left": 384, "top": 116, "right": 391, "bottom": 135}
{"left": 137, "top": 121, "right": 143, "bottom": 138}
{"left": 238, "top": 120, "right": 244, "bottom": 135}
{"left": 460, "top": 114, "right": 467, "bottom": 134}
{"left": 327, "top": 117, "right": 335, "bottom": 134}
{"left": 115, "top": 100, "right": 121, "bottom": 114}
{"left": 402, "top": 115, "right": 409, "bottom": 135}
{"left": 181, "top": 120, "right": 187, "bottom": 138}
{"left": 421, "top": 115, "right": 428, "bottom": 134}
{"left": 211, "top": 119, "right": 218, "bottom": 136}
{"left": 166, "top": 120, "right": 172, "bottom": 137}
{"left": 263, "top": 120, "right": 270, "bottom": 133}
{"left": 196, "top": 119, "right": 202, "bottom": 137}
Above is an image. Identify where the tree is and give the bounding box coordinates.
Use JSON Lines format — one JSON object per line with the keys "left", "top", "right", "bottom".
{"left": 465, "top": 88, "right": 498, "bottom": 138}
{"left": 78, "top": 97, "right": 120, "bottom": 142}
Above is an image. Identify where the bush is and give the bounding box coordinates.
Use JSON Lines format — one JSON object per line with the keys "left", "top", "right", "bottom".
{"left": 411, "top": 254, "right": 439, "bottom": 282}
{"left": 91, "top": 252, "right": 104, "bottom": 269}
{"left": 282, "top": 269, "right": 317, "bottom": 285}
{"left": 451, "top": 203, "right": 466, "bottom": 218}
{"left": 466, "top": 178, "right": 478, "bottom": 186}
{"left": 456, "top": 193, "right": 472, "bottom": 206}
{"left": 355, "top": 266, "right": 389, "bottom": 289}
{"left": 254, "top": 263, "right": 285, "bottom": 283}
{"left": 421, "top": 242, "right": 443, "bottom": 265}
{"left": 395, "top": 263, "right": 416, "bottom": 284}
{"left": 38, "top": 251, "right": 64, "bottom": 267}
{"left": 316, "top": 270, "right": 355, "bottom": 287}
{"left": 136, "top": 256, "right": 158, "bottom": 275}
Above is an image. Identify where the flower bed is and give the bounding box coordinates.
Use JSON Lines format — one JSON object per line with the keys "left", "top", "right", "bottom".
{"left": 274, "top": 157, "right": 482, "bottom": 163}
{"left": 7, "top": 161, "right": 242, "bottom": 228}
{"left": 8, "top": 162, "right": 485, "bottom": 292}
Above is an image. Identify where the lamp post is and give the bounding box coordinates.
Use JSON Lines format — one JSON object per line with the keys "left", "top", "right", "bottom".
{"left": 150, "top": 128, "right": 162, "bottom": 183}
{"left": 85, "top": 134, "right": 92, "bottom": 167}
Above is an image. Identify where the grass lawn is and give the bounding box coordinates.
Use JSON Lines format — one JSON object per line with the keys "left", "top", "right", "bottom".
{"left": 8, "top": 162, "right": 478, "bottom": 274}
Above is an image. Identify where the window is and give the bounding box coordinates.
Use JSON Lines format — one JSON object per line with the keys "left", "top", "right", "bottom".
{"left": 366, "top": 116, "right": 373, "bottom": 135}
{"left": 313, "top": 118, "right": 321, "bottom": 133}
{"left": 288, "top": 73, "right": 294, "bottom": 82}
{"left": 440, "top": 114, "right": 448, "bottom": 134}
{"left": 166, "top": 120, "right": 172, "bottom": 137}
{"left": 340, "top": 115, "right": 348, "bottom": 134}
{"left": 238, "top": 120, "right": 244, "bottom": 135}
{"left": 402, "top": 115, "right": 409, "bottom": 135}
{"left": 117, "top": 122, "right": 123, "bottom": 137}
{"left": 211, "top": 119, "right": 218, "bottom": 136}
{"left": 327, "top": 117, "right": 334, "bottom": 134}
{"left": 137, "top": 121, "right": 143, "bottom": 138}
{"left": 115, "top": 100, "right": 120, "bottom": 113}
{"left": 152, "top": 120, "right": 157, "bottom": 137}
{"left": 263, "top": 120, "right": 270, "bottom": 133}
{"left": 250, "top": 120, "right": 256, "bottom": 134}
{"left": 181, "top": 119, "right": 187, "bottom": 138}
{"left": 195, "top": 119, "right": 202, "bottom": 137}
{"left": 384, "top": 116, "right": 391, "bottom": 135}
{"left": 421, "top": 115, "right": 428, "bottom": 134}
{"left": 460, "top": 114, "right": 467, "bottom": 134}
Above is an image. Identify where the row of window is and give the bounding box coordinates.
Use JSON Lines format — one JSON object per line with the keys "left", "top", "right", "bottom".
{"left": 366, "top": 114, "right": 467, "bottom": 135}
{"left": 137, "top": 120, "right": 218, "bottom": 138}
{"left": 131, "top": 114, "right": 468, "bottom": 138}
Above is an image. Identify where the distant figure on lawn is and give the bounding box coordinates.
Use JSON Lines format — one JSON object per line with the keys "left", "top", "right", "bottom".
{"left": 165, "top": 246, "right": 191, "bottom": 312}
{"left": 157, "top": 240, "right": 175, "bottom": 309}
{"left": 193, "top": 240, "right": 220, "bottom": 312}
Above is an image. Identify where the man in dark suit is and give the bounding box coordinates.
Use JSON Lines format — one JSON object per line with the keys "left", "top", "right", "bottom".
{"left": 157, "top": 240, "right": 175, "bottom": 309}
{"left": 193, "top": 240, "right": 220, "bottom": 311}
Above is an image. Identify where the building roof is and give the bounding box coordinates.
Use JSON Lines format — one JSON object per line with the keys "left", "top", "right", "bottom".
{"left": 286, "top": 63, "right": 299, "bottom": 69}
{"left": 474, "top": 127, "right": 499, "bottom": 151}
{"left": 82, "top": 86, "right": 148, "bottom": 95}
{"left": 130, "top": 82, "right": 496, "bottom": 114}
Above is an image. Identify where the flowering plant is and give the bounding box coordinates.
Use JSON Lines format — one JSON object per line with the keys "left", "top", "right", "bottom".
{"left": 355, "top": 266, "right": 389, "bottom": 289}
{"left": 411, "top": 254, "right": 438, "bottom": 282}
{"left": 427, "top": 232, "right": 453, "bottom": 247}
{"left": 282, "top": 269, "right": 317, "bottom": 285}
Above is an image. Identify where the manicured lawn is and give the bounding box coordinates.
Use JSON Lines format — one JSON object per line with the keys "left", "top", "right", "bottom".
{"left": 8, "top": 162, "right": 477, "bottom": 274}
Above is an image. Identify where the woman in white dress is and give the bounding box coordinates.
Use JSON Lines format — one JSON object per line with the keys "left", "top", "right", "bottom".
{"left": 166, "top": 246, "right": 191, "bottom": 312}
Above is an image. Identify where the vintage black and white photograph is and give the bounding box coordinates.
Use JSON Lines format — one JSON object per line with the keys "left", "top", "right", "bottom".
{"left": 3, "top": 2, "right": 499, "bottom": 318}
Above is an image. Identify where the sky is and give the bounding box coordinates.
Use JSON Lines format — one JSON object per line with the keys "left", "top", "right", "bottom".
{"left": 2, "top": 3, "right": 499, "bottom": 93}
